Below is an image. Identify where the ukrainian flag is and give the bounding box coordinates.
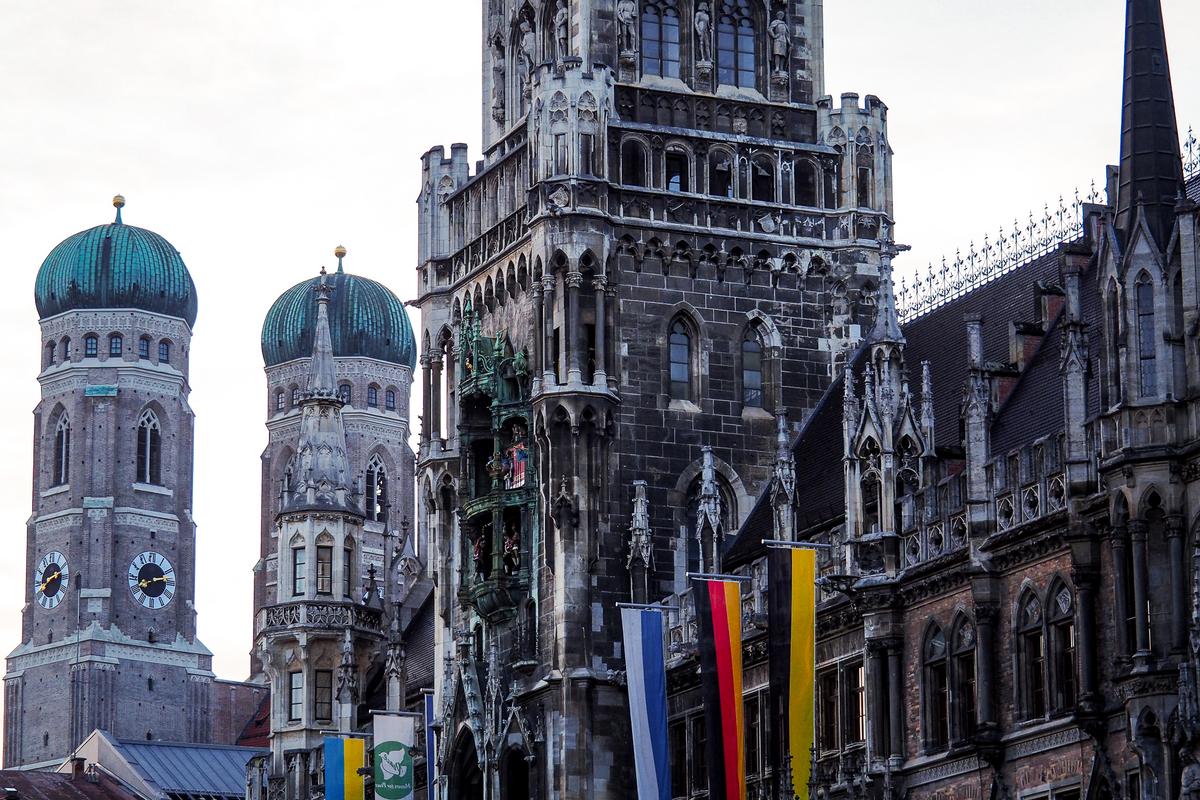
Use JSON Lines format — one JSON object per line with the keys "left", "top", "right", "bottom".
{"left": 324, "top": 736, "right": 365, "bottom": 800}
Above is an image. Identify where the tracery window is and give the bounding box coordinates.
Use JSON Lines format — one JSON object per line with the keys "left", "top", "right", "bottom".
{"left": 742, "top": 334, "right": 763, "bottom": 408}
{"left": 136, "top": 409, "right": 162, "bottom": 485}
{"left": 1018, "top": 592, "right": 1047, "bottom": 719}
{"left": 717, "top": 0, "right": 756, "bottom": 89}
{"left": 366, "top": 455, "right": 389, "bottom": 523}
{"left": 1136, "top": 274, "right": 1157, "bottom": 397}
{"left": 641, "top": 0, "right": 681, "bottom": 79}
{"left": 1048, "top": 584, "right": 1077, "bottom": 713}
{"left": 53, "top": 416, "right": 70, "bottom": 487}
{"left": 923, "top": 626, "right": 950, "bottom": 751}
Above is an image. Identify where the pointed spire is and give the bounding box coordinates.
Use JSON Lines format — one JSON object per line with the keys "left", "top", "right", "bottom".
{"left": 870, "top": 244, "right": 905, "bottom": 345}
{"left": 112, "top": 194, "right": 125, "bottom": 224}
{"left": 1115, "top": 0, "right": 1185, "bottom": 249}
{"left": 309, "top": 268, "right": 338, "bottom": 397}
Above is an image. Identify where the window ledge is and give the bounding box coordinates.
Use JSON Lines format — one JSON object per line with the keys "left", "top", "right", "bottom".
{"left": 741, "top": 406, "right": 773, "bottom": 422}
{"left": 40, "top": 484, "right": 69, "bottom": 498}
{"left": 133, "top": 483, "right": 173, "bottom": 497}
{"left": 668, "top": 399, "right": 701, "bottom": 413}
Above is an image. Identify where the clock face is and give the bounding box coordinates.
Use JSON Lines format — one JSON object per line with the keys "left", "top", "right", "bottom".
{"left": 34, "top": 551, "right": 69, "bottom": 609}
{"left": 127, "top": 551, "right": 176, "bottom": 609}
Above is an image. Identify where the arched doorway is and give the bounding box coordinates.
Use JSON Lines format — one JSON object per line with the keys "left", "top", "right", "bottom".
{"left": 500, "top": 748, "right": 531, "bottom": 800}
{"left": 450, "top": 729, "right": 483, "bottom": 800}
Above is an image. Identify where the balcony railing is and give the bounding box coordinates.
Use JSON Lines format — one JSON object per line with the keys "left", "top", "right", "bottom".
{"left": 257, "top": 600, "right": 383, "bottom": 636}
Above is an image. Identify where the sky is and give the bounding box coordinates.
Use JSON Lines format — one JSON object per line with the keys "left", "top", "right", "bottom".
{"left": 0, "top": 1, "right": 1196, "bottom": 686}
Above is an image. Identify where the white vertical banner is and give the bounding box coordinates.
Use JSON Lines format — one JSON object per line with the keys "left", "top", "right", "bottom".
{"left": 373, "top": 714, "right": 415, "bottom": 800}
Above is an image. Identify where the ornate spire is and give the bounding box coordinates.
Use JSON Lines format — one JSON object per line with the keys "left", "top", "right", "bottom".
{"left": 773, "top": 412, "right": 795, "bottom": 504}
{"left": 112, "top": 194, "right": 125, "bottom": 224}
{"left": 1115, "top": 0, "right": 1185, "bottom": 249}
{"left": 309, "top": 269, "right": 338, "bottom": 397}
{"left": 870, "top": 244, "right": 905, "bottom": 345}
{"left": 627, "top": 480, "right": 653, "bottom": 570}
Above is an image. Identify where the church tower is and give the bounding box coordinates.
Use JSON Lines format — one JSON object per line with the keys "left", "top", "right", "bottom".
{"left": 4, "top": 197, "right": 212, "bottom": 769}
{"left": 415, "top": 1, "right": 894, "bottom": 796}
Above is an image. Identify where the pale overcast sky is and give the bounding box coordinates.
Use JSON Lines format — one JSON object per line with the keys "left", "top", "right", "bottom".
{"left": 0, "top": 1, "right": 1196, "bottom": 684}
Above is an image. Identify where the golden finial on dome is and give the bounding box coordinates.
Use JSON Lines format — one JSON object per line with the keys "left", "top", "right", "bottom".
{"left": 334, "top": 245, "right": 346, "bottom": 273}
{"left": 113, "top": 194, "right": 125, "bottom": 224}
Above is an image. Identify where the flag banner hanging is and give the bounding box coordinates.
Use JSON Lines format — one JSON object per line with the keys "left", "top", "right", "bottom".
{"left": 324, "top": 736, "right": 365, "bottom": 800}
{"left": 621, "top": 607, "right": 671, "bottom": 800}
{"left": 768, "top": 547, "right": 816, "bottom": 800}
{"left": 693, "top": 578, "right": 746, "bottom": 800}
{"left": 373, "top": 714, "right": 416, "bottom": 800}
{"left": 424, "top": 693, "right": 437, "bottom": 796}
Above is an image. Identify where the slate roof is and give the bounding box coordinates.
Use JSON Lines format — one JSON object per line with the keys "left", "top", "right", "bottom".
{"left": 0, "top": 770, "right": 141, "bottom": 800}
{"left": 107, "top": 739, "right": 266, "bottom": 800}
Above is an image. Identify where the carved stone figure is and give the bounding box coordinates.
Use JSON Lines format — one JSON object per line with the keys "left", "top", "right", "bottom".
{"left": 769, "top": 11, "right": 790, "bottom": 73}
{"left": 517, "top": 18, "right": 536, "bottom": 87}
{"left": 694, "top": 2, "right": 712, "bottom": 62}
{"left": 491, "top": 33, "right": 506, "bottom": 119}
{"left": 554, "top": 0, "right": 570, "bottom": 63}
{"left": 616, "top": 0, "right": 638, "bottom": 53}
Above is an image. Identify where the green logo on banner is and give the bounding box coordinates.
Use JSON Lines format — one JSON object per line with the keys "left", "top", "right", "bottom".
{"left": 374, "top": 741, "right": 414, "bottom": 800}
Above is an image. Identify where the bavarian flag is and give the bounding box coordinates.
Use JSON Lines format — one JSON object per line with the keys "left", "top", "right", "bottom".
{"left": 768, "top": 547, "right": 817, "bottom": 799}
{"left": 324, "top": 736, "right": 365, "bottom": 800}
{"left": 693, "top": 578, "right": 746, "bottom": 800}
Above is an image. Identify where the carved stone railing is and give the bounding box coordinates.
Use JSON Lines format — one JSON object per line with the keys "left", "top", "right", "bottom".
{"left": 899, "top": 128, "right": 1199, "bottom": 323}
{"left": 257, "top": 600, "right": 384, "bottom": 636}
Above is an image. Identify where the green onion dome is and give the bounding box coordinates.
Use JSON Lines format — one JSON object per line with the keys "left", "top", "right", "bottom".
{"left": 261, "top": 252, "right": 416, "bottom": 370}
{"left": 34, "top": 197, "right": 198, "bottom": 325}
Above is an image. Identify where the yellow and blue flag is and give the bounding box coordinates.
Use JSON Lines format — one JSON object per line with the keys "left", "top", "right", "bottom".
{"left": 324, "top": 736, "right": 365, "bottom": 800}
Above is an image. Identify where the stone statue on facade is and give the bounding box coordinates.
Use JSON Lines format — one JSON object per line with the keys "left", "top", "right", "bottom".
{"left": 694, "top": 2, "right": 712, "bottom": 62}
{"left": 554, "top": 0, "right": 570, "bottom": 64}
{"left": 517, "top": 18, "right": 536, "bottom": 89}
{"left": 491, "top": 32, "right": 506, "bottom": 121}
{"left": 616, "top": 0, "right": 638, "bottom": 53}
{"left": 769, "top": 11, "right": 791, "bottom": 73}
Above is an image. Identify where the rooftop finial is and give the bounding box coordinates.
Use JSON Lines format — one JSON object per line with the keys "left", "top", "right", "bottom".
{"left": 334, "top": 245, "right": 346, "bottom": 274}
{"left": 113, "top": 194, "right": 125, "bottom": 224}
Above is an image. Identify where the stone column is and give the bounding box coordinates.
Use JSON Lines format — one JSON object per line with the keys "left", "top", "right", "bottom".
{"left": 420, "top": 355, "right": 431, "bottom": 444}
{"left": 1129, "top": 519, "right": 1152, "bottom": 661}
{"left": 566, "top": 270, "right": 583, "bottom": 383}
{"left": 542, "top": 273, "right": 556, "bottom": 387}
{"left": 886, "top": 639, "right": 903, "bottom": 761}
{"left": 974, "top": 605, "right": 998, "bottom": 729}
{"left": 592, "top": 276, "right": 608, "bottom": 386}
{"left": 430, "top": 355, "right": 443, "bottom": 441}
{"left": 532, "top": 280, "right": 545, "bottom": 394}
{"left": 1168, "top": 515, "right": 1187, "bottom": 652}
{"left": 1071, "top": 567, "right": 1100, "bottom": 710}
{"left": 866, "top": 641, "right": 887, "bottom": 759}
{"left": 1111, "top": 525, "right": 1132, "bottom": 656}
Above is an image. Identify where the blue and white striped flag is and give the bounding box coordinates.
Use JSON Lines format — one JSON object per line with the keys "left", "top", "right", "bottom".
{"left": 621, "top": 607, "right": 671, "bottom": 800}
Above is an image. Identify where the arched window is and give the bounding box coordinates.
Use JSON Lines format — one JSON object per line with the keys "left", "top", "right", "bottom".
{"left": 84, "top": 335, "right": 98, "bottom": 358}
{"left": 856, "top": 145, "right": 874, "bottom": 208}
{"left": 641, "top": 0, "right": 681, "bottom": 79}
{"left": 952, "top": 618, "right": 977, "bottom": 742}
{"left": 1048, "top": 583, "right": 1076, "bottom": 713}
{"left": 291, "top": 538, "right": 307, "bottom": 596}
{"left": 708, "top": 150, "right": 735, "bottom": 198}
{"left": 291, "top": 387, "right": 301, "bottom": 407}
{"left": 923, "top": 626, "right": 950, "bottom": 752}
{"left": 717, "top": 0, "right": 756, "bottom": 89}
{"left": 60, "top": 337, "right": 71, "bottom": 362}
{"left": 385, "top": 389, "right": 397, "bottom": 411}
{"left": 338, "top": 383, "right": 352, "bottom": 405}
{"left": 665, "top": 148, "right": 690, "bottom": 192}
{"left": 45, "top": 342, "right": 56, "bottom": 368}
{"left": 366, "top": 455, "right": 388, "bottom": 523}
{"left": 1018, "top": 592, "right": 1046, "bottom": 719}
{"left": 53, "top": 416, "right": 70, "bottom": 487}
{"left": 824, "top": 155, "right": 841, "bottom": 209}
{"left": 136, "top": 410, "right": 162, "bottom": 485}
{"left": 1136, "top": 274, "right": 1157, "bottom": 397}
{"left": 367, "top": 385, "right": 379, "bottom": 408}
{"left": 109, "top": 334, "right": 123, "bottom": 357}
{"left": 621, "top": 140, "right": 648, "bottom": 187}
{"left": 795, "top": 160, "right": 818, "bottom": 207}
{"left": 742, "top": 334, "right": 763, "bottom": 408}
{"left": 138, "top": 336, "right": 151, "bottom": 360}
{"left": 668, "top": 318, "right": 693, "bottom": 401}
{"left": 750, "top": 155, "right": 775, "bottom": 202}
{"left": 158, "top": 340, "right": 171, "bottom": 364}
{"left": 275, "top": 390, "right": 285, "bottom": 411}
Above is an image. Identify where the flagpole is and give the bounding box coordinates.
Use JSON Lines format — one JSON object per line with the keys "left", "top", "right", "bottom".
{"left": 616, "top": 602, "right": 680, "bottom": 611}
{"left": 685, "top": 571, "right": 753, "bottom": 582}
{"left": 761, "top": 540, "right": 831, "bottom": 549}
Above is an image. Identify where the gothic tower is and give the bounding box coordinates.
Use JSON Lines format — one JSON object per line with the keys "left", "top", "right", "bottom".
{"left": 252, "top": 251, "right": 418, "bottom": 796}
{"left": 4, "top": 196, "right": 212, "bottom": 769}
{"left": 415, "top": 1, "right": 894, "bottom": 796}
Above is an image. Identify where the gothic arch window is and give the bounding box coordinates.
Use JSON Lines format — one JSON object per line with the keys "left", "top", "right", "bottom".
{"left": 338, "top": 382, "right": 352, "bottom": 405}
{"left": 109, "top": 334, "right": 123, "bottom": 358}
{"left": 952, "top": 617, "right": 977, "bottom": 742}
{"left": 45, "top": 341, "right": 55, "bottom": 368}
{"left": 290, "top": 386, "right": 301, "bottom": 407}
{"left": 158, "top": 340, "right": 171, "bottom": 364}
{"left": 138, "top": 336, "right": 151, "bottom": 360}
{"left": 84, "top": 334, "right": 98, "bottom": 358}
{"left": 1047, "top": 582, "right": 1076, "bottom": 713}
{"left": 1017, "top": 591, "right": 1047, "bottom": 719}
{"left": 641, "top": 0, "right": 681, "bottom": 79}
{"left": 275, "top": 389, "right": 285, "bottom": 412}
{"left": 717, "top": 0, "right": 756, "bottom": 89}
{"left": 366, "top": 454, "right": 389, "bottom": 523}
{"left": 136, "top": 409, "right": 162, "bottom": 486}
{"left": 855, "top": 132, "right": 874, "bottom": 208}
{"left": 60, "top": 337, "right": 71, "bottom": 363}
{"left": 53, "top": 415, "right": 70, "bottom": 487}
{"left": 795, "top": 159, "right": 819, "bottom": 207}
{"left": 621, "top": 139, "right": 649, "bottom": 187}
{"left": 708, "top": 148, "right": 735, "bottom": 198}
{"left": 923, "top": 625, "right": 950, "bottom": 752}
{"left": 385, "top": 388, "right": 397, "bottom": 412}
{"left": 367, "top": 384, "right": 379, "bottom": 408}
{"left": 750, "top": 154, "right": 775, "bottom": 202}
{"left": 1135, "top": 272, "right": 1157, "bottom": 397}
{"left": 665, "top": 146, "right": 690, "bottom": 192}
{"left": 668, "top": 316, "right": 696, "bottom": 401}
{"left": 741, "top": 331, "right": 764, "bottom": 408}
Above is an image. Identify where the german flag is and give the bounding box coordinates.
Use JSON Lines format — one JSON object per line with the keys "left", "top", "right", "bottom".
{"left": 768, "top": 547, "right": 816, "bottom": 799}
{"left": 694, "top": 579, "right": 746, "bottom": 800}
